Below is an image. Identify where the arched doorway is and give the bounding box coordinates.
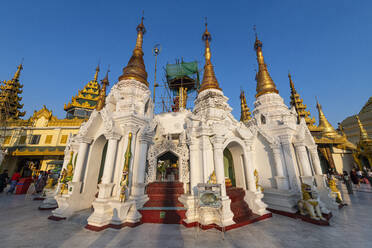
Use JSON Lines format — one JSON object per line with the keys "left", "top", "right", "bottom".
{"left": 359, "top": 155, "right": 370, "bottom": 168}
{"left": 82, "top": 135, "right": 108, "bottom": 199}
{"left": 223, "top": 148, "right": 236, "bottom": 187}
{"left": 223, "top": 141, "right": 247, "bottom": 189}
{"left": 156, "top": 151, "right": 179, "bottom": 182}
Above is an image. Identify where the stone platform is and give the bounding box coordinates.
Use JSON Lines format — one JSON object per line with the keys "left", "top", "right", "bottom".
{"left": 0, "top": 187, "right": 371, "bottom": 248}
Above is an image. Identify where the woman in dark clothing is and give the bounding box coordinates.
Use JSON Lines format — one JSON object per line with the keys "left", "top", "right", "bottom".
{"left": 350, "top": 168, "right": 360, "bottom": 189}
{"left": 0, "top": 170, "right": 9, "bottom": 193}
{"left": 343, "top": 171, "right": 353, "bottom": 195}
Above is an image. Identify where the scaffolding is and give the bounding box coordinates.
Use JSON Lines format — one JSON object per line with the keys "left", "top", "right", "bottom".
{"left": 154, "top": 59, "right": 200, "bottom": 113}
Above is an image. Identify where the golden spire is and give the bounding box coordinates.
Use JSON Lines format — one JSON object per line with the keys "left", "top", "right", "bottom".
{"left": 94, "top": 64, "right": 100, "bottom": 82}
{"left": 198, "top": 19, "right": 221, "bottom": 93}
{"left": 316, "top": 99, "right": 339, "bottom": 138}
{"left": 118, "top": 15, "right": 148, "bottom": 86}
{"left": 240, "top": 90, "right": 251, "bottom": 123}
{"left": 356, "top": 115, "right": 371, "bottom": 142}
{"left": 96, "top": 68, "right": 110, "bottom": 111}
{"left": 12, "top": 63, "right": 23, "bottom": 81}
{"left": 254, "top": 29, "right": 279, "bottom": 98}
{"left": 288, "top": 72, "right": 316, "bottom": 129}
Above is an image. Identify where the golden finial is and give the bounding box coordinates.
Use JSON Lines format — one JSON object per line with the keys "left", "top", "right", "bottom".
{"left": 316, "top": 98, "right": 339, "bottom": 138}
{"left": 119, "top": 12, "right": 148, "bottom": 86}
{"left": 240, "top": 90, "right": 251, "bottom": 123}
{"left": 13, "top": 60, "right": 23, "bottom": 81}
{"left": 356, "top": 115, "right": 371, "bottom": 142}
{"left": 198, "top": 18, "right": 221, "bottom": 93}
{"left": 94, "top": 63, "right": 100, "bottom": 82}
{"left": 96, "top": 67, "right": 110, "bottom": 111}
{"left": 254, "top": 27, "right": 279, "bottom": 98}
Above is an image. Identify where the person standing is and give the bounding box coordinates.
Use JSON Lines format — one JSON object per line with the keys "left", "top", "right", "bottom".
{"left": 7, "top": 171, "right": 21, "bottom": 194}
{"left": 350, "top": 168, "right": 360, "bottom": 189}
{"left": 0, "top": 170, "right": 9, "bottom": 193}
{"left": 343, "top": 171, "right": 353, "bottom": 195}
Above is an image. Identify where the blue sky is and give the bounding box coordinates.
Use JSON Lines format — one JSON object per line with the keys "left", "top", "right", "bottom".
{"left": 0, "top": 0, "right": 371, "bottom": 126}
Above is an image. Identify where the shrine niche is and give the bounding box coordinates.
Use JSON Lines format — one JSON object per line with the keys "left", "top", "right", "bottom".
{"left": 146, "top": 135, "right": 189, "bottom": 187}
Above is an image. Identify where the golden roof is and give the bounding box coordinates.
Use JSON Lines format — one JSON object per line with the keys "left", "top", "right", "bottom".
{"left": 240, "top": 90, "right": 251, "bottom": 123}
{"left": 288, "top": 72, "right": 316, "bottom": 129}
{"left": 64, "top": 67, "right": 100, "bottom": 111}
{"left": 118, "top": 16, "right": 148, "bottom": 86}
{"left": 198, "top": 21, "right": 221, "bottom": 93}
{"left": 254, "top": 35, "right": 278, "bottom": 98}
{"left": 0, "top": 63, "right": 25, "bottom": 120}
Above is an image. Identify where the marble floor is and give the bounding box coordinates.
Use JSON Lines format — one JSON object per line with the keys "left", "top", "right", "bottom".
{"left": 0, "top": 187, "right": 371, "bottom": 248}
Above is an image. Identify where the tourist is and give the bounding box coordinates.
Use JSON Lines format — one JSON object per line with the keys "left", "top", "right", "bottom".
{"left": 7, "top": 171, "right": 21, "bottom": 194}
{"left": 35, "top": 171, "right": 48, "bottom": 194}
{"left": 343, "top": 171, "right": 353, "bottom": 195}
{"left": 367, "top": 169, "right": 372, "bottom": 187}
{"left": 350, "top": 168, "right": 360, "bottom": 189}
{"left": 0, "top": 170, "right": 9, "bottom": 193}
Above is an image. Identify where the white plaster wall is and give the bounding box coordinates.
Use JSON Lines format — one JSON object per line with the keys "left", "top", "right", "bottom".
{"left": 229, "top": 147, "right": 246, "bottom": 189}
{"left": 157, "top": 111, "right": 188, "bottom": 135}
{"left": 253, "top": 134, "right": 276, "bottom": 188}
{"left": 332, "top": 153, "right": 354, "bottom": 174}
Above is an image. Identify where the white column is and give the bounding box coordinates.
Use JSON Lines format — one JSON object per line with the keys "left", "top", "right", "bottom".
{"left": 294, "top": 143, "right": 312, "bottom": 177}
{"left": 279, "top": 135, "right": 301, "bottom": 191}
{"left": 309, "top": 145, "right": 323, "bottom": 175}
{"left": 188, "top": 138, "right": 199, "bottom": 195}
{"left": 211, "top": 136, "right": 226, "bottom": 197}
{"left": 136, "top": 139, "right": 149, "bottom": 184}
{"left": 270, "top": 143, "right": 289, "bottom": 190}
{"left": 72, "top": 137, "right": 92, "bottom": 183}
{"left": 101, "top": 134, "right": 121, "bottom": 184}
{"left": 242, "top": 141, "right": 256, "bottom": 192}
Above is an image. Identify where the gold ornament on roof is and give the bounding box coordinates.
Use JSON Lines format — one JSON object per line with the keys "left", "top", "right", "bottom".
{"left": 198, "top": 19, "right": 221, "bottom": 93}
{"left": 253, "top": 28, "right": 279, "bottom": 98}
{"left": 96, "top": 69, "right": 110, "bottom": 111}
{"left": 288, "top": 72, "right": 316, "bottom": 129}
{"left": 240, "top": 90, "right": 251, "bottom": 123}
{"left": 119, "top": 14, "right": 148, "bottom": 86}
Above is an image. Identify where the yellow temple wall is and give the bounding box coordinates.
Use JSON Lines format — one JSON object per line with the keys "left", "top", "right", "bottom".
{"left": 331, "top": 148, "right": 355, "bottom": 174}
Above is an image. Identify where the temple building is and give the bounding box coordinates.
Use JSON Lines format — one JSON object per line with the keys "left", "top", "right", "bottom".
{"left": 0, "top": 65, "right": 102, "bottom": 176}
{"left": 340, "top": 97, "right": 372, "bottom": 168}
{"left": 288, "top": 73, "right": 356, "bottom": 174}
{"left": 50, "top": 18, "right": 336, "bottom": 231}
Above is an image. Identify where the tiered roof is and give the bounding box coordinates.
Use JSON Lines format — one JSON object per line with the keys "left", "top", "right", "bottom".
{"left": 0, "top": 64, "right": 25, "bottom": 120}
{"left": 64, "top": 66, "right": 100, "bottom": 112}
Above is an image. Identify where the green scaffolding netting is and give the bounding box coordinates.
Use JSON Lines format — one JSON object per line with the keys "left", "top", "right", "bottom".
{"left": 166, "top": 61, "right": 199, "bottom": 81}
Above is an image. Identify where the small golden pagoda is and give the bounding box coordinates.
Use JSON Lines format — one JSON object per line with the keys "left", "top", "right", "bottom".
{"left": 288, "top": 73, "right": 316, "bottom": 129}
{"left": 199, "top": 21, "right": 221, "bottom": 93}
{"left": 64, "top": 66, "right": 101, "bottom": 119}
{"left": 254, "top": 34, "right": 279, "bottom": 98}
{"left": 354, "top": 115, "right": 372, "bottom": 168}
{"left": 0, "top": 63, "right": 26, "bottom": 120}
{"left": 240, "top": 90, "right": 251, "bottom": 123}
{"left": 119, "top": 16, "right": 148, "bottom": 86}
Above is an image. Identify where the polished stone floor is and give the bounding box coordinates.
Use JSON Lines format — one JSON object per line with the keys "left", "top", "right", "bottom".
{"left": 0, "top": 186, "right": 371, "bottom": 248}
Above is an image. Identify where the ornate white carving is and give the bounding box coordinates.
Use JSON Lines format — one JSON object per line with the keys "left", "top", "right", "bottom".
{"left": 146, "top": 136, "right": 189, "bottom": 184}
